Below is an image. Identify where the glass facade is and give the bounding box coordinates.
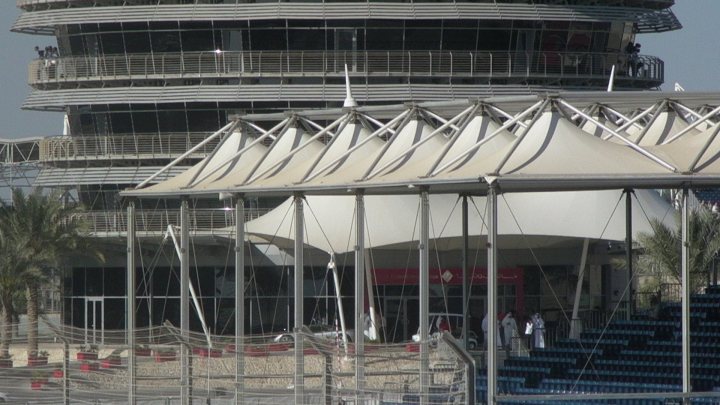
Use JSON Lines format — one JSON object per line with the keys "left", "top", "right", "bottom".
{"left": 67, "top": 103, "right": 229, "bottom": 137}
{"left": 64, "top": 265, "right": 358, "bottom": 339}
{"left": 59, "top": 20, "right": 618, "bottom": 57}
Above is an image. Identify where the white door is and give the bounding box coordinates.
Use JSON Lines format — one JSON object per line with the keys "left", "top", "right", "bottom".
{"left": 84, "top": 298, "right": 104, "bottom": 345}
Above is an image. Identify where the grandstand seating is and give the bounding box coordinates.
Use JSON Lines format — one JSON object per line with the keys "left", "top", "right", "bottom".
{"left": 476, "top": 285, "right": 720, "bottom": 404}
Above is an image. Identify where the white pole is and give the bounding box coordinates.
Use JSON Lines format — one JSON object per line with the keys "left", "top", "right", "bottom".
{"left": 607, "top": 65, "right": 615, "bottom": 92}
{"left": 344, "top": 64, "right": 358, "bottom": 108}
{"left": 681, "top": 188, "right": 691, "bottom": 402}
{"left": 294, "top": 194, "right": 305, "bottom": 404}
{"left": 364, "top": 249, "right": 379, "bottom": 341}
{"left": 570, "top": 239, "right": 590, "bottom": 339}
{"left": 328, "top": 256, "right": 348, "bottom": 352}
{"left": 462, "top": 195, "right": 469, "bottom": 349}
{"left": 180, "top": 198, "right": 191, "bottom": 405}
{"left": 235, "top": 195, "right": 245, "bottom": 404}
{"left": 355, "top": 191, "right": 366, "bottom": 402}
{"left": 487, "top": 181, "right": 498, "bottom": 405}
{"left": 166, "top": 226, "right": 212, "bottom": 349}
{"left": 126, "top": 200, "right": 136, "bottom": 405}
{"left": 419, "top": 190, "right": 430, "bottom": 405}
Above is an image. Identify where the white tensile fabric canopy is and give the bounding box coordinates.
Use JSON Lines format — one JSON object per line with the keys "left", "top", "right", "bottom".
{"left": 242, "top": 191, "right": 674, "bottom": 253}
{"left": 123, "top": 93, "right": 720, "bottom": 200}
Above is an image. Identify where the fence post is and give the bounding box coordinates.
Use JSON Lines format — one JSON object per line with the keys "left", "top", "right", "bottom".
{"left": 324, "top": 353, "right": 333, "bottom": 405}
{"left": 63, "top": 340, "right": 69, "bottom": 405}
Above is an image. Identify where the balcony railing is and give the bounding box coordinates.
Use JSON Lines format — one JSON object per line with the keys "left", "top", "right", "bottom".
{"left": 29, "top": 50, "right": 663, "bottom": 87}
{"left": 75, "top": 208, "right": 272, "bottom": 236}
{"left": 39, "top": 133, "right": 220, "bottom": 162}
{"left": 17, "top": 0, "right": 676, "bottom": 9}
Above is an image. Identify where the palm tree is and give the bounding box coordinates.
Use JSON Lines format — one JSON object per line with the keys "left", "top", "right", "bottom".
{"left": 0, "top": 223, "right": 26, "bottom": 359}
{"left": 0, "top": 189, "right": 102, "bottom": 356}
{"left": 635, "top": 205, "right": 720, "bottom": 293}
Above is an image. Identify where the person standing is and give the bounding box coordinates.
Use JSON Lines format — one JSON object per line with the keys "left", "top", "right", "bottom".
{"left": 524, "top": 316, "right": 534, "bottom": 351}
{"left": 532, "top": 313, "right": 546, "bottom": 349}
{"left": 501, "top": 310, "right": 518, "bottom": 353}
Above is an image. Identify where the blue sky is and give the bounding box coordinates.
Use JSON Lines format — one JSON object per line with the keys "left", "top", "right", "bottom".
{"left": 1, "top": 0, "right": 718, "bottom": 139}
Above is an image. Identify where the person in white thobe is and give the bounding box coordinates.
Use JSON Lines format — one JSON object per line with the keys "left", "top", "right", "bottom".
{"left": 501, "top": 311, "right": 518, "bottom": 352}
{"left": 532, "top": 313, "right": 546, "bottom": 349}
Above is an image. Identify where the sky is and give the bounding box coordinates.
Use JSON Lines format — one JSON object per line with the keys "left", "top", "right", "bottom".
{"left": 0, "top": 0, "right": 718, "bottom": 139}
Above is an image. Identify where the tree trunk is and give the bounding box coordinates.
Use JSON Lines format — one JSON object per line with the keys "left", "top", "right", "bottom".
{"left": 26, "top": 283, "right": 39, "bottom": 357}
{"left": 1, "top": 297, "right": 13, "bottom": 359}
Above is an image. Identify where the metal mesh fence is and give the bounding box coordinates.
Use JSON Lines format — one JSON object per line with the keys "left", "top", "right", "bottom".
{"left": 0, "top": 319, "right": 473, "bottom": 404}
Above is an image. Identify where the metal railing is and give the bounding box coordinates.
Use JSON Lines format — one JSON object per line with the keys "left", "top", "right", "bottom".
{"left": 75, "top": 208, "right": 271, "bottom": 236}
{"left": 28, "top": 50, "right": 663, "bottom": 86}
{"left": 78, "top": 208, "right": 270, "bottom": 236}
{"left": 0, "top": 138, "right": 42, "bottom": 164}
{"left": 39, "top": 132, "right": 220, "bottom": 162}
{"left": 16, "top": 0, "right": 677, "bottom": 10}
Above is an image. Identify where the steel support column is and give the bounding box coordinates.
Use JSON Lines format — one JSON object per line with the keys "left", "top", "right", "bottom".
{"left": 126, "top": 200, "right": 136, "bottom": 405}
{"left": 180, "top": 198, "right": 191, "bottom": 405}
{"left": 355, "top": 191, "right": 366, "bottom": 402}
{"left": 294, "top": 193, "right": 305, "bottom": 404}
{"left": 487, "top": 183, "right": 498, "bottom": 405}
{"left": 681, "top": 188, "right": 691, "bottom": 403}
{"left": 626, "top": 189, "right": 634, "bottom": 316}
{"left": 462, "top": 195, "right": 469, "bottom": 350}
{"left": 419, "top": 190, "right": 430, "bottom": 405}
{"left": 235, "top": 195, "right": 245, "bottom": 404}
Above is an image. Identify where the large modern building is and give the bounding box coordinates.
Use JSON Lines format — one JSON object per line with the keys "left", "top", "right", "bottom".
{"left": 12, "top": 0, "right": 682, "bottom": 341}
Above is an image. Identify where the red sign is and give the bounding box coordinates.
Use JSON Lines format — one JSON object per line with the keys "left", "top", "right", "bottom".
{"left": 372, "top": 267, "right": 523, "bottom": 286}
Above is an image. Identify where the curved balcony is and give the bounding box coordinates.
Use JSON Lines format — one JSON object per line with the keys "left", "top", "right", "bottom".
{"left": 39, "top": 133, "right": 220, "bottom": 163}
{"left": 29, "top": 51, "right": 664, "bottom": 88}
{"left": 12, "top": 3, "right": 681, "bottom": 34}
{"left": 16, "top": 0, "right": 675, "bottom": 8}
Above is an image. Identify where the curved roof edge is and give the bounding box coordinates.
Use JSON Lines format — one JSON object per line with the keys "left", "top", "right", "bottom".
{"left": 22, "top": 84, "right": 668, "bottom": 112}
{"left": 12, "top": 4, "right": 681, "bottom": 35}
